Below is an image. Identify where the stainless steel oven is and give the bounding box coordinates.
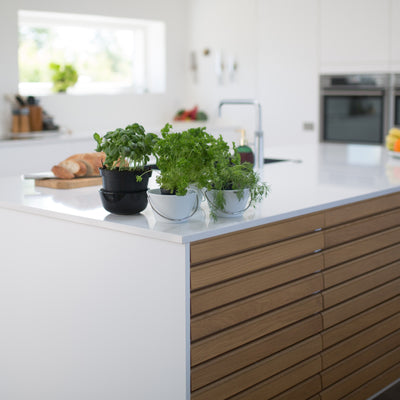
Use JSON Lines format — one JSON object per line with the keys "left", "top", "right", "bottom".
{"left": 320, "top": 74, "right": 390, "bottom": 144}
{"left": 393, "top": 74, "right": 400, "bottom": 127}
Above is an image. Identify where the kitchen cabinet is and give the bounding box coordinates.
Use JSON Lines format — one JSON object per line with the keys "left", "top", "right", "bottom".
{"left": 319, "top": 0, "right": 391, "bottom": 72}
{"left": 189, "top": 192, "right": 400, "bottom": 399}
{"left": 0, "top": 143, "right": 399, "bottom": 399}
{"left": 390, "top": 0, "right": 400, "bottom": 70}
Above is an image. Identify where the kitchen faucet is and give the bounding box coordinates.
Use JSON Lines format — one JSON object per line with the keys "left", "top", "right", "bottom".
{"left": 218, "top": 99, "right": 264, "bottom": 170}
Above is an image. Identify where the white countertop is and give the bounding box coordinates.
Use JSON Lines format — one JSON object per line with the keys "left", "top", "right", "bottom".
{"left": 1, "top": 143, "right": 400, "bottom": 243}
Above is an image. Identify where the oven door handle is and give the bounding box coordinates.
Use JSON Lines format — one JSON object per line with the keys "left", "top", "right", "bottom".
{"left": 322, "top": 90, "right": 385, "bottom": 96}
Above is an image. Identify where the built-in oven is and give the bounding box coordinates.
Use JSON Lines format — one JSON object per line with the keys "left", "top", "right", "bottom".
{"left": 393, "top": 74, "right": 400, "bottom": 126}
{"left": 320, "top": 74, "right": 390, "bottom": 144}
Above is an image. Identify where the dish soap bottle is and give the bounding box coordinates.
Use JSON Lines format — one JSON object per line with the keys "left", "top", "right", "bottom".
{"left": 237, "top": 129, "right": 254, "bottom": 165}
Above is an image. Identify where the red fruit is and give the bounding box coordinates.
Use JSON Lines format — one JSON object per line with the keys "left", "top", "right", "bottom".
{"left": 188, "top": 106, "right": 198, "bottom": 120}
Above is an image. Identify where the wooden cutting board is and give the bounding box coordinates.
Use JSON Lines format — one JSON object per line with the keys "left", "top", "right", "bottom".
{"left": 35, "top": 176, "right": 102, "bottom": 189}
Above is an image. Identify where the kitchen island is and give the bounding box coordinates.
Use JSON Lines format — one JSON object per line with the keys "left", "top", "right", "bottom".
{"left": 0, "top": 143, "right": 399, "bottom": 400}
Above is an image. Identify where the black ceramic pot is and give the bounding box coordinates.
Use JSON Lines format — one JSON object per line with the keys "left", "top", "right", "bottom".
{"left": 100, "top": 167, "right": 152, "bottom": 192}
{"left": 99, "top": 189, "right": 148, "bottom": 215}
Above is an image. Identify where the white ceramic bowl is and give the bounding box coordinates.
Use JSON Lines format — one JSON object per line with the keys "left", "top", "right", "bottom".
{"left": 147, "top": 188, "right": 199, "bottom": 222}
{"left": 206, "top": 189, "right": 250, "bottom": 218}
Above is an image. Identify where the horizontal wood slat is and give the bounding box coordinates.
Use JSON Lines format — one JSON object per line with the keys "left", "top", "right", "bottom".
{"left": 269, "top": 375, "right": 322, "bottom": 400}
{"left": 340, "top": 362, "right": 400, "bottom": 400}
{"left": 191, "top": 253, "right": 323, "bottom": 316}
{"left": 323, "top": 226, "right": 400, "bottom": 268}
{"left": 323, "top": 261, "right": 400, "bottom": 309}
{"left": 320, "top": 347, "right": 400, "bottom": 400}
{"left": 324, "top": 208, "right": 400, "bottom": 248}
{"left": 191, "top": 274, "right": 323, "bottom": 341}
{"left": 321, "top": 330, "right": 400, "bottom": 388}
{"left": 191, "top": 232, "right": 324, "bottom": 291}
{"left": 191, "top": 294, "right": 322, "bottom": 366}
{"left": 191, "top": 335, "right": 322, "bottom": 400}
{"left": 190, "top": 212, "right": 324, "bottom": 265}
{"left": 322, "top": 278, "right": 400, "bottom": 329}
{"left": 324, "top": 192, "right": 400, "bottom": 227}
{"left": 228, "top": 355, "right": 322, "bottom": 400}
{"left": 322, "top": 296, "right": 400, "bottom": 348}
{"left": 323, "top": 242, "right": 400, "bottom": 288}
{"left": 322, "top": 313, "right": 400, "bottom": 369}
{"left": 191, "top": 314, "right": 322, "bottom": 391}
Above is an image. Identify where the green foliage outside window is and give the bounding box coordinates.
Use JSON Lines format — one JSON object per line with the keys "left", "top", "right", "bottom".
{"left": 18, "top": 26, "right": 136, "bottom": 85}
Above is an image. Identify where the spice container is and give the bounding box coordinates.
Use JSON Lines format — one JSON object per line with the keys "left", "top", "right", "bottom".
{"left": 19, "top": 107, "right": 30, "bottom": 132}
{"left": 27, "top": 96, "right": 43, "bottom": 131}
{"left": 12, "top": 109, "right": 20, "bottom": 133}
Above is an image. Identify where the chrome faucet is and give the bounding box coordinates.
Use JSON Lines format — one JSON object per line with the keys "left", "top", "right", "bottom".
{"left": 218, "top": 99, "right": 264, "bottom": 170}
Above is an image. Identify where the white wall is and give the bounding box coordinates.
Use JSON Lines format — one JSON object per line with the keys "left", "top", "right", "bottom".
{"left": 0, "top": 0, "right": 189, "bottom": 139}
{"left": 185, "top": 0, "right": 259, "bottom": 145}
{"left": 256, "top": 0, "right": 319, "bottom": 147}
{"left": 185, "top": 0, "right": 320, "bottom": 148}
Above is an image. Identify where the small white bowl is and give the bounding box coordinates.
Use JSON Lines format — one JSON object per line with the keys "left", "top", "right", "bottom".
{"left": 147, "top": 188, "right": 199, "bottom": 223}
{"left": 205, "top": 189, "right": 251, "bottom": 218}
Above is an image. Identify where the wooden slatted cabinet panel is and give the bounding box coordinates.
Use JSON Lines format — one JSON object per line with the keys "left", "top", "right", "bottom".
{"left": 191, "top": 231, "right": 324, "bottom": 290}
{"left": 191, "top": 335, "right": 322, "bottom": 400}
{"left": 191, "top": 315, "right": 322, "bottom": 391}
{"left": 324, "top": 192, "right": 400, "bottom": 228}
{"left": 190, "top": 212, "right": 324, "bottom": 265}
{"left": 322, "top": 330, "right": 400, "bottom": 388}
{"left": 191, "top": 295, "right": 323, "bottom": 367}
{"left": 321, "top": 196, "right": 400, "bottom": 400}
{"left": 189, "top": 194, "right": 400, "bottom": 399}
{"left": 190, "top": 213, "right": 325, "bottom": 399}
{"left": 324, "top": 208, "right": 400, "bottom": 248}
{"left": 323, "top": 226, "right": 400, "bottom": 269}
{"left": 340, "top": 363, "right": 400, "bottom": 400}
{"left": 320, "top": 347, "right": 400, "bottom": 400}
{"left": 191, "top": 253, "right": 323, "bottom": 316}
{"left": 228, "top": 356, "right": 322, "bottom": 400}
{"left": 322, "top": 296, "right": 400, "bottom": 349}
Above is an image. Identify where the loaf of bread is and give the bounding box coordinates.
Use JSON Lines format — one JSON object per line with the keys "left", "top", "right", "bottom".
{"left": 51, "top": 152, "right": 105, "bottom": 179}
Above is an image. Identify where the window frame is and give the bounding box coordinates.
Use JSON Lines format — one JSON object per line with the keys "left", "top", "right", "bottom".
{"left": 18, "top": 10, "right": 166, "bottom": 96}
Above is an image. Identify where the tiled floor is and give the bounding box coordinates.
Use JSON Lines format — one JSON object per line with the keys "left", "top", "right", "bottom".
{"left": 372, "top": 381, "right": 400, "bottom": 400}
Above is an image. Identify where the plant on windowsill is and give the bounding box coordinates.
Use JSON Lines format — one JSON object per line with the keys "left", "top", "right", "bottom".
{"left": 49, "top": 63, "right": 79, "bottom": 93}
{"left": 93, "top": 123, "right": 158, "bottom": 215}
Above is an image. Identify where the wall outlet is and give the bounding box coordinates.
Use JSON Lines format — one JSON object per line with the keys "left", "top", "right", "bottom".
{"left": 303, "top": 122, "right": 314, "bottom": 131}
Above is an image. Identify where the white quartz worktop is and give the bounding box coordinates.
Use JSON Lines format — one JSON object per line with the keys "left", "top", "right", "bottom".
{"left": 1, "top": 143, "right": 400, "bottom": 243}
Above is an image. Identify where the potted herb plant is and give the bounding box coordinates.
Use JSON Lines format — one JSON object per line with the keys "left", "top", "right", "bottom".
{"left": 148, "top": 123, "right": 224, "bottom": 222}
{"left": 93, "top": 123, "right": 158, "bottom": 215}
{"left": 49, "top": 63, "right": 78, "bottom": 93}
{"left": 205, "top": 144, "right": 269, "bottom": 219}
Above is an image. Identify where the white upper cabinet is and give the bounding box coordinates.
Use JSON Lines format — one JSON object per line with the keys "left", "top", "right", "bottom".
{"left": 319, "top": 0, "right": 391, "bottom": 72}
{"left": 390, "top": 0, "right": 400, "bottom": 70}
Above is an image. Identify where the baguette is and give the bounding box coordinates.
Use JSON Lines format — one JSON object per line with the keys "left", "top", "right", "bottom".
{"left": 51, "top": 152, "right": 105, "bottom": 179}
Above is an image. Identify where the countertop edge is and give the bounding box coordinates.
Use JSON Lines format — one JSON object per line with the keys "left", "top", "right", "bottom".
{"left": 2, "top": 185, "right": 399, "bottom": 244}
{"left": 180, "top": 186, "right": 400, "bottom": 243}
{"left": 0, "top": 201, "right": 187, "bottom": 244}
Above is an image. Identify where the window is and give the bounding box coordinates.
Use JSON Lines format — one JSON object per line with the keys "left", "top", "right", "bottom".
{"left": 18, "top": 10, "right": 166, "bottom": 95}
